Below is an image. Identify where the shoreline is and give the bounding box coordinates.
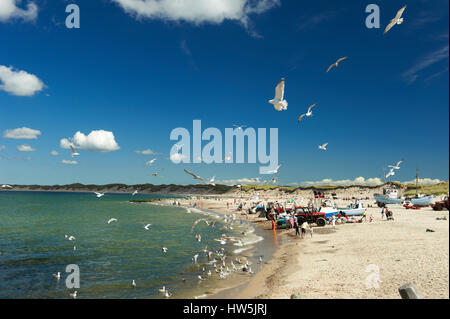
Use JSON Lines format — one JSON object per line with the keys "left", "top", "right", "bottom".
{"left": 158, "top": 197, "right": 449, "bottom": 299}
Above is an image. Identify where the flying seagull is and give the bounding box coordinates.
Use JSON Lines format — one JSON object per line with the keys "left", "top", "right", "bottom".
{"left": 144, "top": 224, "right": 152, "bottom": 230}
{"left": 146, "top": 159, "right": 157, "bottom": 166}
{"left": 233, "top": 125, "right": 247, "bottom": 130}
{"left": 107, "top": 218, "right": 117, "bottom": 224}
{"left": 149, "top": 171, "right": 160, "bottom": 177}
{"left": 184, "top": 169, "right": 204, "bottom": 181}
{"left": 70, "top": 145, "right": 80, "bottom": 158}
{"left": 388, "top": 160, "right": 404, "bottom": 170}
{"left": 131, "top": 280, "right": 136, "bottom": 288}
{"left": 298, "top": 104, "right": 317, "bottom": 123}
{"left": 327, "top": 57, "right": 348, "bottom": 72}
{"left": 319, "top": 143, "right": 328, "bottom": 151}
{"left": 53, "top": 272, "right": 61, "bottom": 280}
{"left": 1, "top": 184, "right": 13, "bottom": 189}
{"left": 266, "top": 165, "right": 281, "bottom": 174}
{"left": 161, "top": 247, "right": 168, "bottom": 253}
{"left": 223, "top": 151, "right": 232, "bottom": 163}
{"left": 94, "top": 192, "right": 104, "bottom": 198}
{"left": 268, "top": 78, "right": 288, "bottom": 111}
{"left": 132, "top": 190, "right": 138, "bottom": 196}
{"left": 385, "top": 168, "right": 395, "bottom": 179}
{"left": 204, "top": 176, "right": 216, "bottom": 186}
{"left": 69, "top": 291, "right": 77, "bottom": 299}
{"left": 384, "top": 5, "right": 407, "bottom": 34}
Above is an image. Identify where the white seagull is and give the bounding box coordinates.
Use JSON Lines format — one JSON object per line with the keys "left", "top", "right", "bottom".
{"left": 327, "top": 57, "right": 348, "bottom": 73}
{"left": 319, "top": 143, "right": 328, "bottom": 151}
{"left": 146, "top": 159, "right": 157, "bottom": 166}
{"left": 388, "top": 160, "right": 403, "bottom": 170}
{"left": 68, "top": 236, "right": 76, "bottom": 241}
{"left": 223, "top": 151, "right": 232, "bottom": 163}
{"left": 205, "top": 176, "right": 216, "bottom": 186}
{"left": 132, "top": 190, "right": 138, "bottom": 196}
{"left": 161, "top": 247, "right": 168, "bottom": 253}
{"left": 94, "top": 192, "right": 104, "bottom": 198}
{"left": 384, "top": 5, "right": 407, "bottom": 34}
{"left": 69, "top": 291, "right": 77, "bottom": 299}
{"left": 1, "top": 184, "right": 13, "bottom": 189}
{"left": 184, "top": 169, "right": 204, "bottom": 181}
{"left": 53, "top": 272, "right": 61, "bottom": 280}
{"left": 267, "top": 165, "right": 281, "bottom": 174}
{"left": 131, "top": 280, "right": 136, "bottom": 288}
{"left": 385, "top": 168, "right": 395, "bottom": 179}
{"left": 268, "top": 78, "right": 288, "bottom": 111}
{"left": 158, "top": 286, "right": 166, "bottom": 293}
{"left": 144, "top": 224, "right": 152, "bottom": 230}
{"left": 107, "top": 218, "right": 118, "bottom": 224}
{"left": 233, "top": 125, "right": 247, "bottom": 130}
{"left": 70, "top": 145, "right": 80, "bottom": 158}
{"left": 298, "top": 104, "right": 318, "bottom": 123}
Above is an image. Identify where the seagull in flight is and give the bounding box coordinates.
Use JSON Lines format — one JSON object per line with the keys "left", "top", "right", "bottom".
{"left": 222, "top": 151, "right": 232, "bottom": 163}
{"left": 268, "top": 78, "right": 288, "bottom": 111}
{"left": 1, "top": 184, "right": 13, "bottom": 189}
{"left": 298, "top": 104, "right": 317, "bottom": 123}
{"left": 94, "top": 192, "right": 104, "bottom": 198}
{"left": 327, "top": 57, "right": 348, "bottom": 72}
{"left": 161, "top": 247, "right": 169, "bottom": 253}
{"left": 131, "top": 280, "right": 136, "bottom": 288}
{"left": 146, "top": 158, "right": 157, "bottom": 166}
{"left": 319, "top": 143, "right": 328, "bottom": 151}
{"left": 107, "top": 218, "right": 117, "bottom": 224}
{"left": 184, "top": 169, "right": 204, "bottom": 181}
{"left": 144, "top": 224, "right": 152, "bottom": 230}
{"left": 69, "top": 291, "right": 77, "bottom": 299}
{"left": 266, "top": 165, "right": 281, "bottom": 174}
{"left": 385, "top": 168, "right": 395, "bottom": 179}
{"left": 53, "top": 272, "right": 61, "bottom": 280}
{"left": 233, "top": 125, "right": 247, "bottom": 130}
{"left": 67, "top": 236, "right": 76, "bottom": 241}
{"left": 149, "top": 171, "right": 160, "bottom": 177}
{"left": 384, "top": 5, "right": 406, "bottom": 34}
{"left": 132, "top": 190, "right": 138, "bottom": 196}
{"left": 388, "top": 160, "right": 404, "bottom": 170}
{"left": 70, "top": 145, "right": 80, "bottom": 158}
{"left": 204, "top": 176, "right": 216, "bottom": 186}
{"left": 158, "top": 286, "right": 166, "bottom": 293}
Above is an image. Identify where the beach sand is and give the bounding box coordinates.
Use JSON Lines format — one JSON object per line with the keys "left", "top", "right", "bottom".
{"left": 164, "top": 195, "right": 449, "bottom": 299}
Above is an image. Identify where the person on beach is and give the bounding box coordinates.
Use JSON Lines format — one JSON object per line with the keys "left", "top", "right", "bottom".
{"left": 331, "top": 215, "right": 336, "bottom": 229}
{"left": 294, "top": 220, "right": 300, "bottom": 236}
{"left": 370, "top": 214, "right": 374, "bottom": 223}
{"left": 310, "top": 227, "right": 314, "bottom": 238}
{"left": 381, "top": 207, "right": 385, "bottom": 219}
{"left": 301, "top": 221, "right": 309, "bottom": 238}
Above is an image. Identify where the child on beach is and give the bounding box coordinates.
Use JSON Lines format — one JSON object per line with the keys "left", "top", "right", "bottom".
{"left": 370, "top": 214, "right": 374, "bottom": 223}
{"left": 294, "top": 221, "right": 300, "bottom": 236}
{"left": 309, "top": 227, "right": 314, "bottom": 238}
{"left": 381, "top": 208, "right": 385, "bottom": 219}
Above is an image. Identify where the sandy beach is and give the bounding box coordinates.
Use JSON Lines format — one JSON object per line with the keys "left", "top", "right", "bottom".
{"left": 164, "top": 193, "right": 449, "bottom": 299}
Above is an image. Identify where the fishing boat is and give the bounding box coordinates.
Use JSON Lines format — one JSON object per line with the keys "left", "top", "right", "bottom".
{"left": 407, "top": 168, "right": 435, "bottom": 206}
{"left": 374, "top": 185, "right": 404, "bottom": 206}
{"left": 410, "top": 195, "right": 434, "bottom": 206}
{"left": 337, "top": 202, "right": 366, "bottom": 216}
{"left": 319, "top": 206, "right": 339, "bottom": 219}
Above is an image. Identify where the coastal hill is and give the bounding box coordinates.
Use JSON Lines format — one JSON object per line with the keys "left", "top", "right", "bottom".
{"left": 2, "top": 182, "right": 448, "bottom": 197}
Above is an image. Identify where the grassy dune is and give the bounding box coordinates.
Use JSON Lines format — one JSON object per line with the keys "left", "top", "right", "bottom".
{"left": 404, "top": 182, "right": 449, "bottom": 196}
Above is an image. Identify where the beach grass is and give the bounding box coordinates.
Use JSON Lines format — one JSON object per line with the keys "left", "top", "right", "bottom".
{"left": 404, "top": 182, "right": 449, "bottom": 196}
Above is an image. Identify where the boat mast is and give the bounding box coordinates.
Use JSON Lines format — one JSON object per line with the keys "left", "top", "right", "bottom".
{"left": 416, "top": 167, "right": 419, "bottom": 196}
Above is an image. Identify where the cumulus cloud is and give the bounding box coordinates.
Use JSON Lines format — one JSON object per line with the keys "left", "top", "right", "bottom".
{"left": 17, "top": 144, "right": 35, "bottom": 152}
{"left": 50, "top": 150, "right": 59, "bottom": 156}
{"left": 169, "top": 153, "right": 186, "bottom": 163}
{"left": 0, "top": 66, "right": 45, "bottom": 96}
{"left": 62, "top": 160, "right": 78, "bottom": 165}
{"left": 404, "top": 178, "right": 443, "bottom": 185}
{"left": 135, "top": 149, "right": 158, "bottom": 155}
{"left": 60, "top": 130, "right": 120, "bottom": 152}
{"left": 112, "top": 0, "right": 279, "bottom": 30}
{"left": 3, "top": 127, "right": 41, "bottom": 139}
{"left": 0, "top": 0, "right": 38, "bottom": 22}
{"left": 216, "top": 177, "right": 261, "bottom": 185}
{"left": 299, "top": 177, "right": 384, "bottom": 187}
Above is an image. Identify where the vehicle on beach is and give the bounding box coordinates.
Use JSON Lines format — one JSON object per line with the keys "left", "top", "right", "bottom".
{"left": 433, "top": 197, "right": 449, "bottom": 211}
{"left": 265, "top": 203, "right": 327, "bottom": 227}
{"left": 374, "top": 186, "right": 404, "bottom": 207}
{"left": 337, "top": 202, "right": 366, "bottom": 217}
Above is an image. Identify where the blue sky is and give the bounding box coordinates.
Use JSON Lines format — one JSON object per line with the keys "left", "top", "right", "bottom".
{"left": 0, "top": 0, "right": 448, "bottom": 186}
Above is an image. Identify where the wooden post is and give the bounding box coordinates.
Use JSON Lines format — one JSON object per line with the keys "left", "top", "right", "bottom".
{"left": 398, "top": 283, "right": 423, "bottom": 299}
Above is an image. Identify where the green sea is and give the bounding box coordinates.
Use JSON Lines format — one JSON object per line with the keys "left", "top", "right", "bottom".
{"left": 0, "top": 191, "right": 274, "bottom": 299}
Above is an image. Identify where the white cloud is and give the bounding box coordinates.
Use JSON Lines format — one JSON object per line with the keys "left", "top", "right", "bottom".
{"left": 62, "top": 160, "right": 78, "bottom": 165}
{"left": 403, "top": 45, "right": 449, "bottom": 84}
{"left": 50, "top": 150, "right": 59, "bottom": 156}
{"left": 135, "top": 149, "right": 158, "bottom": 155}
{"left": 216, "top": 177, "right": 261, "bottom": 185}
{"left": 404, "top": 178, "right": 443, "bottom": 185}
{"left": 0, "top": 0, "right": 38, "bottom": 22}
{"left": 60, "top": 130, "right": 120, "bottom": 152}
{"left": 299, "top": 177, "right": 384, "bottom": 187}
{"left": 0, "top": 145, "right": 6, "bottom": 150}
{"left": 3, "top": 127, "right": 41, "bottom": 139}
{"left": 0, "top": 65, "right": 45, "bottom": 96}
{"left": 17, "top": 144, "right": 35, "bottom": 152}
{"left": 169, "top": 153, "right": 186, "bottom": 163}
{"left": 112, "top": 0, "right": 279, "bottom": 28}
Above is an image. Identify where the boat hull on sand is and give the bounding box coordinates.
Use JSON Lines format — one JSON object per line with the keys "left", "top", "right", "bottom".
{"left": 374, "top": 194, "right": 404, "bottom": 205}
{"left": 410, "top": 195, "right": 434, "bottom": 206}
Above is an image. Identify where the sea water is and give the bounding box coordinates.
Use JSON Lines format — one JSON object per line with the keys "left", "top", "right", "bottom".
{"left": 0, "top": 191, "right": 276, "bottom": 299}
